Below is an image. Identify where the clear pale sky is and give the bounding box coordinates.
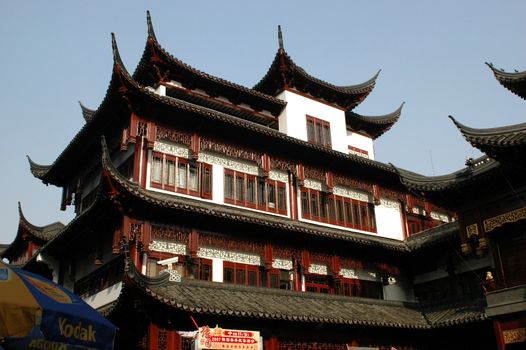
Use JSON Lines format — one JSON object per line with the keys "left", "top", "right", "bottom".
{"left": 1, "top": 1, "right": 525, "bottom": 244}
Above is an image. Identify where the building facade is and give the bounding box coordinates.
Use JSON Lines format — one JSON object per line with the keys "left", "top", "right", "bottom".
{"left": 2, "top": 12, "right": 505, "bottom": 350}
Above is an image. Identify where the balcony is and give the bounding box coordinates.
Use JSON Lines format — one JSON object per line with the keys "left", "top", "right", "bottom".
{"left": 485, "top": 283, "right": 526, "bottom": 317}
{"left": 74, "top": 256, "right": 125, "bottom": 298}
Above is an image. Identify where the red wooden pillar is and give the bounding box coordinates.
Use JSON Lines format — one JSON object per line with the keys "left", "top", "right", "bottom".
{"left": 168, "top": 331, "right": 181, "bottom": 350}
{"left": 493, "top": 320, "right": 505, "bottom": 350}
{"left": 148, "top": 323, "right": 159, "bottom": 350}
{"left": 265, "top": 336, "right": 279, "bottom": 350}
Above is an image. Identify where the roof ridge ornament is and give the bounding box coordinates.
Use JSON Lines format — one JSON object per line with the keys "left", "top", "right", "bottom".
{"left": 278, "top": 25, "right": 284, "bottom": 51}
{"left": 146, "top": 10, "right": 157, "bottom": 41}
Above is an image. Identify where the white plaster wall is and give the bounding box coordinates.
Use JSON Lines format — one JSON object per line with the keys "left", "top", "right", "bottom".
{"left": 212, "top": 258, "right": 223, "bottom": 282}
{"left": 211, "top": 163, "right": 224, "bottom": 205}
{"left": 277, "top": 90, "right": 348, "bottom": 154}
{"left": 383, "top": 276, "right": 414, "bottom": 302}
{"left": 375, "top": 199, "right": 405, "bottom": 240}
{"left": 346, "top": 131, "right": 375, "bottom": 160}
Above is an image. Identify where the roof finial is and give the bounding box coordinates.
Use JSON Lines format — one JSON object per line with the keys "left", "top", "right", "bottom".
{"left": 278, "top": 25, "right": 284, "bottom": 51}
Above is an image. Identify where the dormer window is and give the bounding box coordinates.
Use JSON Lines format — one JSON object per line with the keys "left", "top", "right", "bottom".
{"left": 306, "top": 115, "right": 331, "bottom": 148}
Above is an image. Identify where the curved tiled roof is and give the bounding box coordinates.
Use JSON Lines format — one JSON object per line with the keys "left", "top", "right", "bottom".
{"left": 486, "top": 62, "right": 526, "bottom": 100}
{"left": 124, "top": 258, "right": 486, "bottom": 329}
{"left": 27, "top": 33, "right": 132, "bottom": 186}
{"left": 30, "top": 32, "right": 399, "bottom": 186}
{"left": 405, "top": 222, "right": 459, "bottom": 251}
{"left": 132, "top": 12, "right": 286, "bottom": 119}
{"left": 449, "top": 115, "right": 526, "bottom": 160}
{"left": 391, "top": 157, "right": 499, "bottom": 193}
{"left": 79, "top": 101, "right": 96, "bottom": 123}
{"left": 16, "top": 202, "right": 64, "bottom": 241}
{"left": 27, "top": 155, "right": 52, "bottom": 180}
{"left": 1, "top": 203, "right": 64, "bottom": 260}
{"left": 346, "top": 102, "right": 404, "bottom": 139}
{"left": 253, "top": 27, "right": 379, "bottom": 110}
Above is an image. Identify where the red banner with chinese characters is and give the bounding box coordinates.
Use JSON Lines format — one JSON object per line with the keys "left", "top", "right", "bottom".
{"left": 197, "top": 326, "right": 260, "bottom": 350}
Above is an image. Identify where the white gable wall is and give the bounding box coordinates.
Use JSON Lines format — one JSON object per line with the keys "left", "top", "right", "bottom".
{"left": 277, "top": 90, "right": 349, "bottom": 154}
{"left": 346, "top": 130, "right": 375, "bottom": 160}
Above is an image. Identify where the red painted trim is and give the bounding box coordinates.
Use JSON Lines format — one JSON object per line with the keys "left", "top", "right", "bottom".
{"left": 141, "top": 139, "right": 149, "bottom": 188}
{"left": 400, "top": 201, "right": 408, "bottom": 240}
{"left": 289, "top": 173, "right": 298, "bottom": 220}
{"left": 133, "top": 137, "right": 142, "bottom": 183}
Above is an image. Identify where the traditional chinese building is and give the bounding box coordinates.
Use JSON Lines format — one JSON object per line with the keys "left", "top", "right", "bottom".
{"left": 3, "top": 12, "right": 500, "bottom": 350}
{"left": 396, "top": 63, "right": 526, "bottom": 349}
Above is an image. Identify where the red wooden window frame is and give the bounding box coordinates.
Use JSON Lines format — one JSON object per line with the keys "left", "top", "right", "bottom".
{"left": 305, "top": 274, "right": 331, "bottom": 294}
{"left": 306, "top": 115, "right": 332, "bottom": 148}
{"left": 224, "top": 169, "right": 287, "bottom": 215}
{"left": 300, "top": 188, "right": 377, "bottom": 232}
{"left": 151, "top": 151, "right": 212, "bottom": 199}
{"left": 223, "top": 262, "right": 260, "bottom": 287}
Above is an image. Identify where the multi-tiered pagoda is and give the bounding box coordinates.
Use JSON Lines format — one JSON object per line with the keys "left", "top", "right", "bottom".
{"left": 3, "top": 12, "right": 499, "bottom": 350}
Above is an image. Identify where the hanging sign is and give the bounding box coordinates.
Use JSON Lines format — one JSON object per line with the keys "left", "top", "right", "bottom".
{"left": 197, "top": 326, "right": 260, "bottom": 350}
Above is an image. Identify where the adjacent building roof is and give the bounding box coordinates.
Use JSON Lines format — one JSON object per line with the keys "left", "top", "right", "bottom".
{"left": 125, "top": 258, "right": 486, "bottom": 329}
{"left": 405, "top": 222, "right": 459, "bottom": 251}
{"left": 486, "top": 62, "right": 526, "bottom": 100}
{"left": 449, "top": 115, "right": 526, "bottom": 162}
{"left": 253, "top": 26, "right": 379, "bottom": 111}
{"left": 346, "top": 102, "right": 404, "bottom": 139}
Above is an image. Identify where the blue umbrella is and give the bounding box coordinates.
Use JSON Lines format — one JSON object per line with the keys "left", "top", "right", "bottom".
{"left": 0, "top": 261, "right": 117, "bottom": 350}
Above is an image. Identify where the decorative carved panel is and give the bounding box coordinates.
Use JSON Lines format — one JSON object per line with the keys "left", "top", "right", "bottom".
{"left": 333, "top": 186, "right": 371, "bottom": 202}
{"left": 503, "top": 327, "right": 526, "bottom": 344}
{"left": 339, "top": 268, "right": 358, "bottom": 279}
{"left": 308, "top": 264, "right": 328, "bottom": 275}
{"left": 303, "top": 166, "right": 326, "bottom": 182}
{"left": 200, "top": 137, "right": 262, "bottom": 166}
{"left": 198, "top": 247, "right": 261, "bottom": 266}
{"left": 271, "top": 157, "right": 296, "bottom": 174}
{"left": 149, "top": 240, "right": 187, "bottom": 255}
{"left": 154, "top": 140, "right": 191, "bottom": 158}
{"left": 304, "top": 179, "right": 323, "bottom": 191}
{"left": 379, "top": 198, "right": 400, "bottom": 210}
{"left": 269, "top": 169, "right": 289, "bottom": 183}
{"left": 199, "top": 151, "right": 259, "bottom": 175}
{"left": 483, "top": 207, "right": 526, "bottom": 233}
{"left": 156, "top": 126, "right": 192, "bottom": 147}
{"left": 151, "top": 225, "right": 189, "bottom": 244}
{"left": 333, "top": 173, "right": 373, "bottom": 192}
{"left": 272, "top": 259, "right": 293, "bottom": 270}
{"left": 466, "top": 223, "right": 479, "bottom": 238}
{"left": 199, "top": 233, "right": 264, "bottom": 255}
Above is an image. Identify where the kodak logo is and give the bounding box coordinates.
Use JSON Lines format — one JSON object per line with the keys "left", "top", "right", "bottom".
{"left": 58, "top": 317, "right": 97, "bottom": 342}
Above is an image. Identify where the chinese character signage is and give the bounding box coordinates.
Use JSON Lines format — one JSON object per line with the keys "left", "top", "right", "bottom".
{"left": 197, "top": 326, "right": 260, "bottom": 350}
